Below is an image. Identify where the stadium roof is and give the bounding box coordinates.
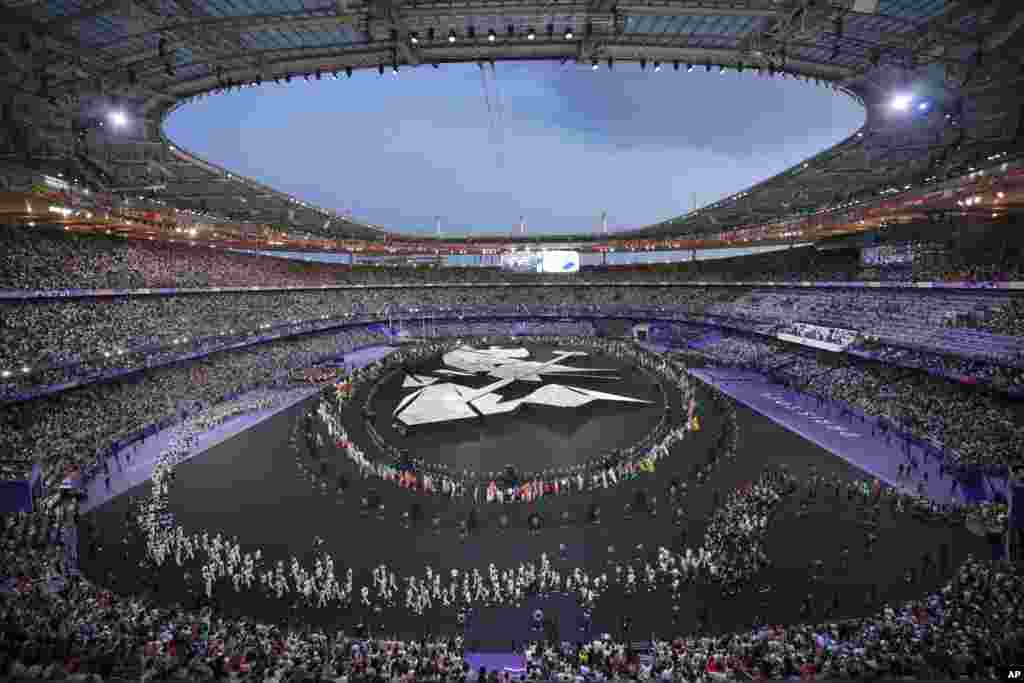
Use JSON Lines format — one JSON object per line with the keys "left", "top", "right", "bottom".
{"left": 1, "top": 0, "right": 1023, "bottom": 239}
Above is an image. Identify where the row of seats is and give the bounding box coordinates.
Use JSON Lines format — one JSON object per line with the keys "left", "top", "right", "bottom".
{"left": 3, "top": 287, "right": 1023, "bottom": 407}
{"left": 5, "top": 224, "right": 1024, "bottom": 291}
{"left": 694, "top": 334, "right": 1024, "bottom": 471}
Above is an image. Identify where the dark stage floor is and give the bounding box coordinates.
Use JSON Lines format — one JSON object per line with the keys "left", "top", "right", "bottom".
{"left": 78, "top": 370, "right": 989, "bottom": 647}
{"left": 363, "top": 343, "right": 668, "bottom": 477}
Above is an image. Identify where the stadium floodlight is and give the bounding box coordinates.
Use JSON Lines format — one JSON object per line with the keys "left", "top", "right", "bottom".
{"left": 108, "top": 110, "right": 128, "bottom": 128}
{"left": 527, "top": 28, "right": 536, "bottom": 40}
{"left": 564, "top": 27, "right": 574, "bottom": 39}
{"left": 448, "top": 30, "right": 457, "bottom": 43}
{"left": 890, "top": 94, "right": 913, "bottom": 111}
{"left": 488, "top": 29, "right": 496, "bottom": 41}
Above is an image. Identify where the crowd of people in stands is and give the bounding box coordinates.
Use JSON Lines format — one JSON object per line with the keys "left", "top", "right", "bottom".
{"left": 3, "top": 224, "right": 1024, "bottom": 408}
{"left": 1, "top": 427, "right": 1020, "bottom": 681}
{"left": 959, "top": 297, "right": 1024, "bottom": 339}
{"left": 0, "top": 326, "right": 386, "bottom": 483}
{"left": 694, "top": 334, "right": 1024, "bottom": 471}
{"left": 851, "top": 340, "right": 1024, "bottom": 393}
{"left": 4, "top": 224, "right": 1024, "bottom": 293}
{"left": 0, "top": 225, "right": 1023, "bottom": 680}
{"left": 2, "top": 288, "right": 1021, "bottom": 486}
{"left": 4, "top": 285, "right": 1022, "bottom": 404}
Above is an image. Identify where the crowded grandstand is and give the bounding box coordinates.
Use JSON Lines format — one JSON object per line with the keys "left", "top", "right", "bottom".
{"left": 3, "top": 0, "right": 1024, "bottom": 680}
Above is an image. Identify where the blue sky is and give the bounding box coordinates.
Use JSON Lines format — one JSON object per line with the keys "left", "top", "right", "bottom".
{"left": 165, "top": 61, "right": 864, "bottom": 236}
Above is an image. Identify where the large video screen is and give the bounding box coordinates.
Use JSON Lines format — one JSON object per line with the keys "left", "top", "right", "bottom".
{"left": 861, "top": 243, "right": 915, "bottom": 266}
{"left": 500, "top": 250, "right": 579, "bottom": 273}
{"left": 540, "top": 250, "right": 579, "bottom": 273}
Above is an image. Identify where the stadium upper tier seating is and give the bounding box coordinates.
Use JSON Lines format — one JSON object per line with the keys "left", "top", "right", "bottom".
{"left": 1, "top": 228, "right": 1023, "bottom": 682}
{"left": 4, "top": 224, "right": 1024, "bottom": 291}
{"left": 2, "top": 224, "right": 1023, "bottom": 486}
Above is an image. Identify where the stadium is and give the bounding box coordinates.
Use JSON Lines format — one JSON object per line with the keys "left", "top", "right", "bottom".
{"left": 2, "top": 0, "right": 1024, "bottom": 680}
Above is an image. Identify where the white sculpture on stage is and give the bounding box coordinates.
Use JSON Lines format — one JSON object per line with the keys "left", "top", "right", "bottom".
{"left": 393, "top": 345, "right": 652, "bottom": 426}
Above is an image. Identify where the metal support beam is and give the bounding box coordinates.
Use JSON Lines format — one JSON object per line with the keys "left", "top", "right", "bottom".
{"left": 617, "top": 4, "right": 778, "bottom": 18}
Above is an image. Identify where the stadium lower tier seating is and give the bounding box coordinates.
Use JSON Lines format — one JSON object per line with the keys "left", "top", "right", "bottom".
{"left": 2, "top": 285, "right": 1023, "bottom": 401}
{"left": 691, "top": 334, "right": 1024, "bottom": 472}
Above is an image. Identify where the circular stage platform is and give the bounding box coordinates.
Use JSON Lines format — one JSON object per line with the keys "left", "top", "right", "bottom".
{"left": 356, "top": 343, "right": 669, "bottom": 478}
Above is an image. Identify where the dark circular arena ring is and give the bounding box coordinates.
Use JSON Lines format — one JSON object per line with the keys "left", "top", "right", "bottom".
{"left": 357, "top": 343, "right": 668, "bottom": 479}
{"left": 78, "top": 338, "right": 989, "bottom": 647}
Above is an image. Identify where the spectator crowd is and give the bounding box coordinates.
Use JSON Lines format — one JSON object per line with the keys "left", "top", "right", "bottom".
{"left": 0, "top": 224, "right": 1021, "bottom": 681}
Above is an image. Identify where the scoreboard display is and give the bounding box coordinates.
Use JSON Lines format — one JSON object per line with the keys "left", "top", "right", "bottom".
{"left": 500, "top": 250, "right": 579, "bottom": 273}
